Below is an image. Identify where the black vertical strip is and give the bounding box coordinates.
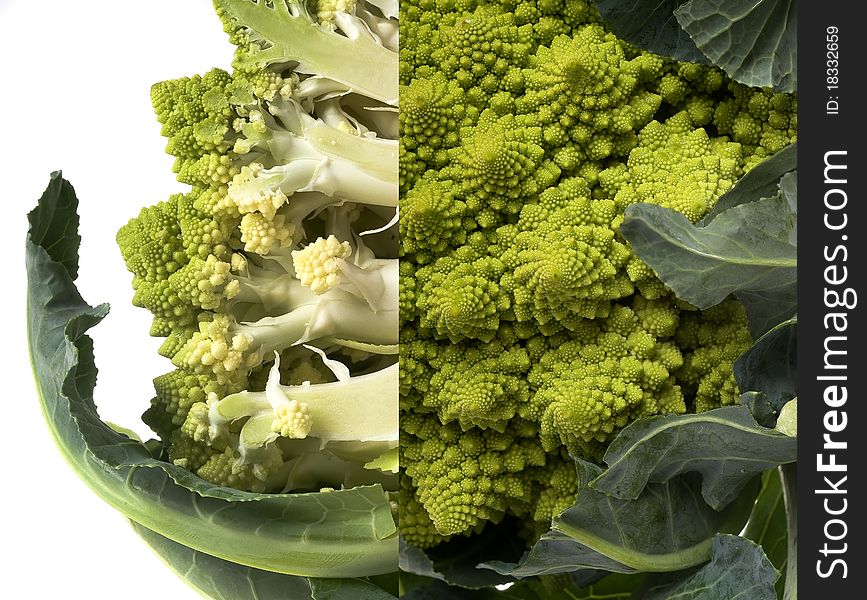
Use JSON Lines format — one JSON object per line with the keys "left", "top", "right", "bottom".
{"left": 798, "top": 3, "right": 863, "bottom": 596}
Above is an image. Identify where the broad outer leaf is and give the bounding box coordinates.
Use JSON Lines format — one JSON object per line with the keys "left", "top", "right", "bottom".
{"left": 644, "top": 535, "right": 779, "bottom": 600}
{"left": 483, "top": 461, "right": 756, "bottom": 576}
{"left": 133, "top": 521, "right": 398, "bottom": 599}
{"left": 592, "top": 405, "right": 796, "bottom": 509}
{"left": 133, "top": 522, "right": 311, "bottom": 598}
{"left": 675, "top": 0, "right": 797, "bottom": 92}
{"left": 26, "top": 173, "right": 397, "bottom": 578}
{"left": 594, "top": 0, "right": 710, "bottom": 64}
{"left": 620, "top": 181, "right": 796, "bottom": 337}
{"left": 734, "top": 317, "right": 797, "bottom": 424}
{"left": 743, "top": 470, "right": 789, "bottom": 598}
{"left": 701, "top": 143, "right": 796, "bottom": 223}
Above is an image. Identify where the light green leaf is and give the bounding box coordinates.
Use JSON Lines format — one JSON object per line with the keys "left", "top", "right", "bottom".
{"left": 131, "top": 521, "right": 315, "bottom": 599}
{"left": 775, "top": 399, "right": 797, "bottom": 437}
{"left": 592, "top": 405, "right": 796, "bottom": 509}
{"left": 643, "top": 534, "right": 779, "bottom": 599}
{"left": 26, "top": 172, "right": 397, "bottom": 579}
{"left": 215, "top": 0, "right": 397, "bottom": 104}
{"left": 365, "top": 447, "right": 399, "bottom": 473}
{"left": 675, "top": 0, "right": 797, "bottom": 92}
{"left": 620, "top": 174, "right": 797, "bottom": 337}
{"left": 133, "top": 521, "right": 398, "bottom": 599}
{"left": 483, "top": 529, "right": 638, "bottom": 577}
{"left": 780, "top": 463, "right": 797, "bottom": 600}
{"left": 743, "top": 470, "right": 789, "bottom": 598}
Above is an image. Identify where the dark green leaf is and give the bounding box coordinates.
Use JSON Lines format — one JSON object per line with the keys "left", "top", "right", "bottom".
{"left": 561, "top": 570, "right": 611, "bottom": 590}
{"left": 25, "top": 171, "right": 81, "bottom": 279}
{"left": 595, "top": 0, "right": 710, "bottom": 64}
{"left": 734, "top": 317, "right": 797, "bottom": 425}
{"left": 739, "top": 391, "right": 777, "bottom": 431}
{"left": 400, "top": 538, "right": 448, "bottom": 583}
{"left": 26, "top": 173, "right": 397, "bottom": 579}
{"left": 592, "top": 405, "right": 796, "bottom": 509}
{"left": 483, "top": 461, "right": 756, "bottom": 577}
{"left": 675, "top": 0, "right": 797, "bottom": 92}
{"left": 527, "top": 573, "right": 646, "bottom": 599}
{"left": 620, "top": 177, "right": 797, "bottom": 337}
{"left": 399, "top": 524, "right": 521, "bottom": 588}
{"left": 643, "top": 534, "right": 779, "bottom": 599}
{"left": 743, "top": 470, "right": 789, "bottom": 597}
{"left": 399, "top": 580, "right": 477, "bottom": 600}
{"left": 365, "top": 573, "right": 401, "bottom": 597}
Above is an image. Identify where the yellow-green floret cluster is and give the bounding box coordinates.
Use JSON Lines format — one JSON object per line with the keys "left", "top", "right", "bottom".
{"left": 399, "top": 0, "right": 795, "bottom": 549}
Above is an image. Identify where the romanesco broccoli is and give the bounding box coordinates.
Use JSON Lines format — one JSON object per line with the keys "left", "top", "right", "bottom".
{"left": 399, "top": 0, "right": 796, "bottom": 550}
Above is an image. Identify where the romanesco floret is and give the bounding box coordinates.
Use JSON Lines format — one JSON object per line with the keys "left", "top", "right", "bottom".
{"left": 500, "top": 199, "right": 634, "bottom": 329}
{"left": 415, "top": 252, "right": 509, "bottom": 343}
{"left": 400, "top": 73, "right": 480, "bottom": 169}
{"left": 442, "top": 110, "right": 556, "bottom": 220}
{"left": 399, "top": 177, "right": 471, "bottom": 261}
{"left": 424, "top": 342, "right": 531, "bottom": 431}
{"left": 600, "top": 111, "right": 745, "bottom": 223}
{"left": 401, "top": 413, "right": 546, "bottom": 537}
{"left": 518, "top": 26, "right": 662, "bottom": 160}
{"left": 675, "top": 300, "right": 754, "bottom": 412}
{"left": 524, "top": 304, "right": 685, "bottom": 458}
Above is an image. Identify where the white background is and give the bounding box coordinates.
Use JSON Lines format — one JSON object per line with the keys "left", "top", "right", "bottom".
{"left": 2, "top": 2, "right": 235, "bottom": 597}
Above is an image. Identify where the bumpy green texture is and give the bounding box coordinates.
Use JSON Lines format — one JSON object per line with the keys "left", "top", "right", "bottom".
{"left": 399, "top": 0, "right": 794, "bottom": 550}
{"left": 118, "top": 1, "right": 400, "bottom": 495}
